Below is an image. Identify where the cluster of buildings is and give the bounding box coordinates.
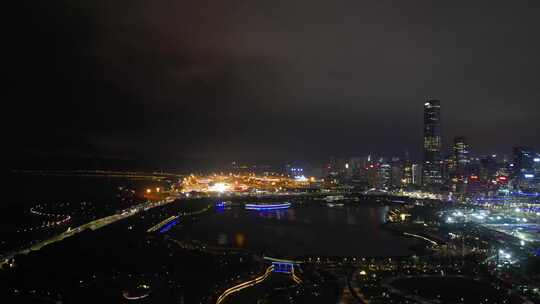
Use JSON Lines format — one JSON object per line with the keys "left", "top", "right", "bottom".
{"left": 178, "top": 173, "right": 317, "bottom": 195}
{"left": 204, "top": 99, "right": 537, "bottom": 199}
{"left": 321, "top": 99, "right": 540, "bottom": 197}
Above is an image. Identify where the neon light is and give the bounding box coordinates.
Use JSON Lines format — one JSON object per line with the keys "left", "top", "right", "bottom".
{"left": 525, "top": 174, "right": 535, "bottom": 179}
{"left": 159, "top": 219, "right": 179, "bottom": 233}
{"left": 215, "top": 201, "right": 228, "bottom": 208}
{"left": 245, "top": 202, "right": 291, "bottom": 211}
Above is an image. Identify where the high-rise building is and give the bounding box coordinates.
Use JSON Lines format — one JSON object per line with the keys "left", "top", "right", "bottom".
{"left": 379, "top": 163, "right": 392, "bottom": 190}
{"left": 534, "top": 154, "right": 540, "bottom": 175}
{"left": 453, "top": 136, "right": 470, "bottom": 177}
{"left": 443, "top": 154, "right": 456, "bottom": 183}
{"left": 422, "top": 99, "right": 443, "bottom": 187}
{"left": 512, "top": 148, "right": 539, "bottom": 191}
{"left": 412, "top": 163, "right": 422, "bottom": 186}
{"left": 390, "top": 157, "right": 403, "bottom": 188}
{"left": 366, "top": 163, "right": 380, "bottom": 189}
{"left": 402, "top": 163, "right": 413, "bottom": 186}
{"left": 513, "top": 147, "right": 534, "bottom": 176}
{"left": 479, "top": 155, "right": 498, "bottom": 182}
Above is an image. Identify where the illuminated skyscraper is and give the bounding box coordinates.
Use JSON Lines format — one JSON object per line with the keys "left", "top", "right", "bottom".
{"left": 412, "top": 163, "right": 422, "bottom": 186}
{"left": 402, "top": 163, "right": 413, "bottom": 186}
{"left": 535, "top": 154, "right": 540, "bottom": 175}
{"left": 422, "top": 99, "right": 443, "bottom": 187}
{"left": 513, "top": 146, "right": 534, "bottom": 175}
{"left": 453, "top": 136, "right": 470, "bottom": 176}
{"left": 379, "top": 163, "right": 392, "bottom": 190}
{"left": 513, "top": 147, "right": 538, "bottom": 190}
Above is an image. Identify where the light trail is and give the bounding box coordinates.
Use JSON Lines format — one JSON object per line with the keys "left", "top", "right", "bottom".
{"left": 216, "top": 265, "right": 274, "bottom": 304}
{"left": 1, "top": 197, "right": 176, "bottom": 267}
{"left": 403, "top": 232, "right": 439, "bottom": 246}
{"left": 291, "top": 266, "right": 302, "bottom": 284}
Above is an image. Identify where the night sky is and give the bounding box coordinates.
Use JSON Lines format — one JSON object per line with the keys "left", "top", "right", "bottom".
{"left": 5, "top": 0, "right": 540, "bottom": 170}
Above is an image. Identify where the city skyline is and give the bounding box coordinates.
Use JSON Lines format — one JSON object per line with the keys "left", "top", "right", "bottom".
{"left": 3, "top": 96, "right": 538, "bottom": 171}
{"left": 3, "top": 2, "right": 540, "bottom": 303}
{"left": 4, "top": 1, "right": 540, "bottom": 169}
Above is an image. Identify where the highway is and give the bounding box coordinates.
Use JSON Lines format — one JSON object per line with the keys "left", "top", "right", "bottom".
{"left": 1, "top": 196, "right": 176, "bottom": 267}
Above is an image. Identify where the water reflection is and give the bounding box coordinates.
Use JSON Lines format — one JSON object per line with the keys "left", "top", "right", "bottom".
{"left": 235, "top": 233, "right": 245, "bottom": 247}
{"left": 178, "top": 204, "right": 421, "bottom": 257}
{"left": 346, "top": 209, "right": 357, "bottom": 225}
{"left": 218, "top": 233, "right": 228, "bottom": 245}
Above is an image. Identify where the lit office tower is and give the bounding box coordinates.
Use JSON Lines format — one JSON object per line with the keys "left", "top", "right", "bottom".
{"left": 513, "top": 147, "right": 534, "bottom": 175}
{"left": 422, "top": 99, "right": 443, "bottom": 187}
{"left": 378, "top": 163, "right": 392, "bottom": 190}
{"left": 453, "top": 136, "right": 470, "bottom": 176}
{"left": 535, "top": 154, "right": 540, "bottom": 175}
{"left": 412, "top": 164, "right": 422, "bottom": 186}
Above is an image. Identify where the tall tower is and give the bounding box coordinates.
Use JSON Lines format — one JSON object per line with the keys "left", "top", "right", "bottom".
{"left": 513, "top": 146, "right": 534, "bottom": 176}
{"left": 453, "top": 136, "right": 470, "bottom": 176}
{"left": 422, "top": 99, "right": 443, "bottom": 187}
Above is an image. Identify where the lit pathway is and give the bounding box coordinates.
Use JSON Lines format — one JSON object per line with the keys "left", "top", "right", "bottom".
{"left": 1, "top": 197, "right": 176, "bottom": 267}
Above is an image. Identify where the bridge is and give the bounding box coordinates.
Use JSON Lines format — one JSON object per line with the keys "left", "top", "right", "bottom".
{"left": 264, "top": 256, "right": 302, "bottom": 283}
{"left": 146, "top": 215, "right": 180, "bottom": 233}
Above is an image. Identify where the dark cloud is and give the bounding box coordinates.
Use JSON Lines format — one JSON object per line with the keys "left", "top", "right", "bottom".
{"left": 4, "top": 0, "right": 540, "bottom": 169}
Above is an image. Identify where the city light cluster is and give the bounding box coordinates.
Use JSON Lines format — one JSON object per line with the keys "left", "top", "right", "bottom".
{"left": 179, "top": 173, "right": 318, "bottom": 195}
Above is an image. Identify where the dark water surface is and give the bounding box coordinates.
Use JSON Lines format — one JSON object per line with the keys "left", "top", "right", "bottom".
{"left": 176, "top": 204, "right": 422, "bottom": 257}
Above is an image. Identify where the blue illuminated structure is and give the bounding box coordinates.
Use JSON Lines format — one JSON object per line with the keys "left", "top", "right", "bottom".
{"left": 159, "top": 218, "right": 179, "bottom": 233}
{"left": 245, "top": 202, "right": 291, "bottom": 211}
{"left": 272, "top": 262, "right": 294, "bottom": 273}
{"left": 215, "top": 201, "right": 227, "bottom": 208}
{"left": 215, "top": 201, "right": 232, "bottom": 213}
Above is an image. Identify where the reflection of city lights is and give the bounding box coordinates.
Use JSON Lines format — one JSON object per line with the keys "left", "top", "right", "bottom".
{"left": 235, "top": 233, "right": 245, "bottom": 247}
